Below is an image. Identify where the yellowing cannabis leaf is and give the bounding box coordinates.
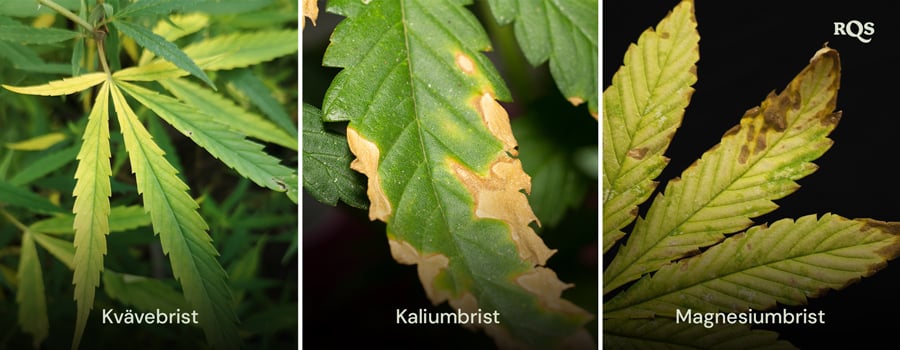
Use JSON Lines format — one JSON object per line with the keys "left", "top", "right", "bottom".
{"left": 602, "top": 0, "right": 698, "bottom": 254}
{"left": 606, "top": 214, "right": 900, "bottom": 318}
{"left": 72, "top": 79, "right": 113, "bottom": 350}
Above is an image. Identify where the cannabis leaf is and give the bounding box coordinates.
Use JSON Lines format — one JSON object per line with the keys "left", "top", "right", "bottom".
{"left": 17, "top": 232, "right": 48, "bottom": 348}
{"left": 606, "top": 214, "right": 900, "bottom": 318}
{"left": 604, "top": 44, "right": 841, "bottom": 294}
{"left": 109, "top": 81, "right": 241, "bottom": 349}
{"left": 602, "top": 0, "right": 900, "bottom": 347}
{"left": 321, "top": 0, "right": 592, "bottom": 348}
{"left": 601, "top": 0, "right": 698, "bottom": 254}
{"left": 72, "top": 80, "right": 112, "bottom": 350}
{"left": 113, "top": 20, "right": 215, "bottom": 89}
{"left": 485, "top": 0, "right": 598, "bottom": 115}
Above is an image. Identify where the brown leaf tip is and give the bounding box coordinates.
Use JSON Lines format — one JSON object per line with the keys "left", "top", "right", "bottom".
{"left": 347, "top": 127, "right": 392, "bottom": 221}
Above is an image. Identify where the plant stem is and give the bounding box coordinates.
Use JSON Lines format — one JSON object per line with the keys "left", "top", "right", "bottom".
{"left": 97, "top": 33, "right": 112, "bottom": 75}
{"left": 36, "top": 0, "right": 94, "bottom": 32}
{"left": 0, "top": 208, "right": 30, "bottom": 233}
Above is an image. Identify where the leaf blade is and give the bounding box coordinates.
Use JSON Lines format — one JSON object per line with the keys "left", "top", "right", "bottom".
{"left": 114, "top": 30, "right": 298, "bottom": 81}
{"left": 113, "top": 20, "right": 215, "bottom": 89}
{"left": 160, "top": 77, "right": 297, "bottom": 150}
{"left": 601, "top": 0, "right": 699, "bottom": 254}
{"left": 71, "top": 80, "right": 112, "bottom": 350}
{"left": 605, "top": 214, "right": 900, "bottom": 318}
{"left": 116, "top": 80, "right": 296, "bottom": 195}
{"left": 486, "top": 0, "right": 598, "bottom": 113}
{"left": 2, "top": 72, "right": 106, "bottom": 96}
{"left": 301, "top": 103, "right": 367, "bottom": 209}
{"left": 17, "top": 232, "right": 49, "bottom": 349}
{"left": 0, "top": 24, "right": 80, "bottom": 44}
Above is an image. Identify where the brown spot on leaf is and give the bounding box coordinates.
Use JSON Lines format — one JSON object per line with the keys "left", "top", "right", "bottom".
{"left": 347, "top": 127, "right": 392, "bottom": 221}
{"left": 626, "top": 147, "right": 649, "bottom": 160}
{"left": 388, "top": 238, "right": 452, "bottom": 304}
{"left": 723, "top": 124, "right": 741, "bottom": 137}
{"left": 742, "top": 106, "right": 760, "bottom": 119}
{"left": 567, "top": 96, "right": 585, "bottom": 106}
{"left": 738, "top": 145, "right": 750, "bottom": 164}
{"left": 660, "top": 32, "right": 670, "bottom": 39}
{"left": 474, "top": 93, "right": 518, "bottom": 156}
{"left": 761, "top": 92, "right": 788, "bottom": 132}
{"left": 754, "top": 135, "right": 767, "bottom": 154}
{"left": 456, "top": 53, "right": 476, "bottom": 75}
{"left": 451, "top": 158, "right": 555, "bottom": 265}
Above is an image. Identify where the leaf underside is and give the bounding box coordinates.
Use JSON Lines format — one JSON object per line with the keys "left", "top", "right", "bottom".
{"left": 323, "top": 0, "right": 592, "bottom": 348}
{"left": 602, "top": 0, "right": 698, "bottom": 254}
{"left": 604, "top": 47, "right": 842, "bottom": 294}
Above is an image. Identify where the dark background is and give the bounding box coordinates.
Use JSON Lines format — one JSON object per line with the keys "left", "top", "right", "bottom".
{"left": 604, "top": 1, "right": 900, "bottom": 349}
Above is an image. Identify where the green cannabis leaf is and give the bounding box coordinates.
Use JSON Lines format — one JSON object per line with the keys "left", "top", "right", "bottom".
{"left": 322, "top": 0, "right": 592, "bottom": 348}
{"left": 485, "top": 0, "right": 598, "bottom": 115}
{"left": 602, "top": 0, "right": 900, "bottom": 347}
{"left": 113, "top": 20, "right": 215, "bottom": 89}
{"left": 301, "top": 103, "right": 367, "bottom": 209}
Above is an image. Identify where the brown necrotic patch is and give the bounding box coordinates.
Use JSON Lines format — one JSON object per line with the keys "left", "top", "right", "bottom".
{"left": 626, "top": 147, "right": 649, "bottom": 160}
{"left": 473, "top": 93, "right": 518, "bottom": 156}
{"left": 347, "top": 127, "right": 392, "bottom": 221}
{"left": 451, "top": 158, "right": 555, "bottom": 265}
{"left": 456, "top": 52, "right": 476, "bottom": 75}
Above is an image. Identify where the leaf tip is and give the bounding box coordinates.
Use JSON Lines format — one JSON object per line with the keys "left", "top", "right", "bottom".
{"left": 861, "top": 219, "right": 900, "bottom": 259}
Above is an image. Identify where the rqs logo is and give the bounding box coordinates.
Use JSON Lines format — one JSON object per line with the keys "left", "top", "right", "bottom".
{"left": 833, "top": 20, "right": 875, "bottom": 43}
